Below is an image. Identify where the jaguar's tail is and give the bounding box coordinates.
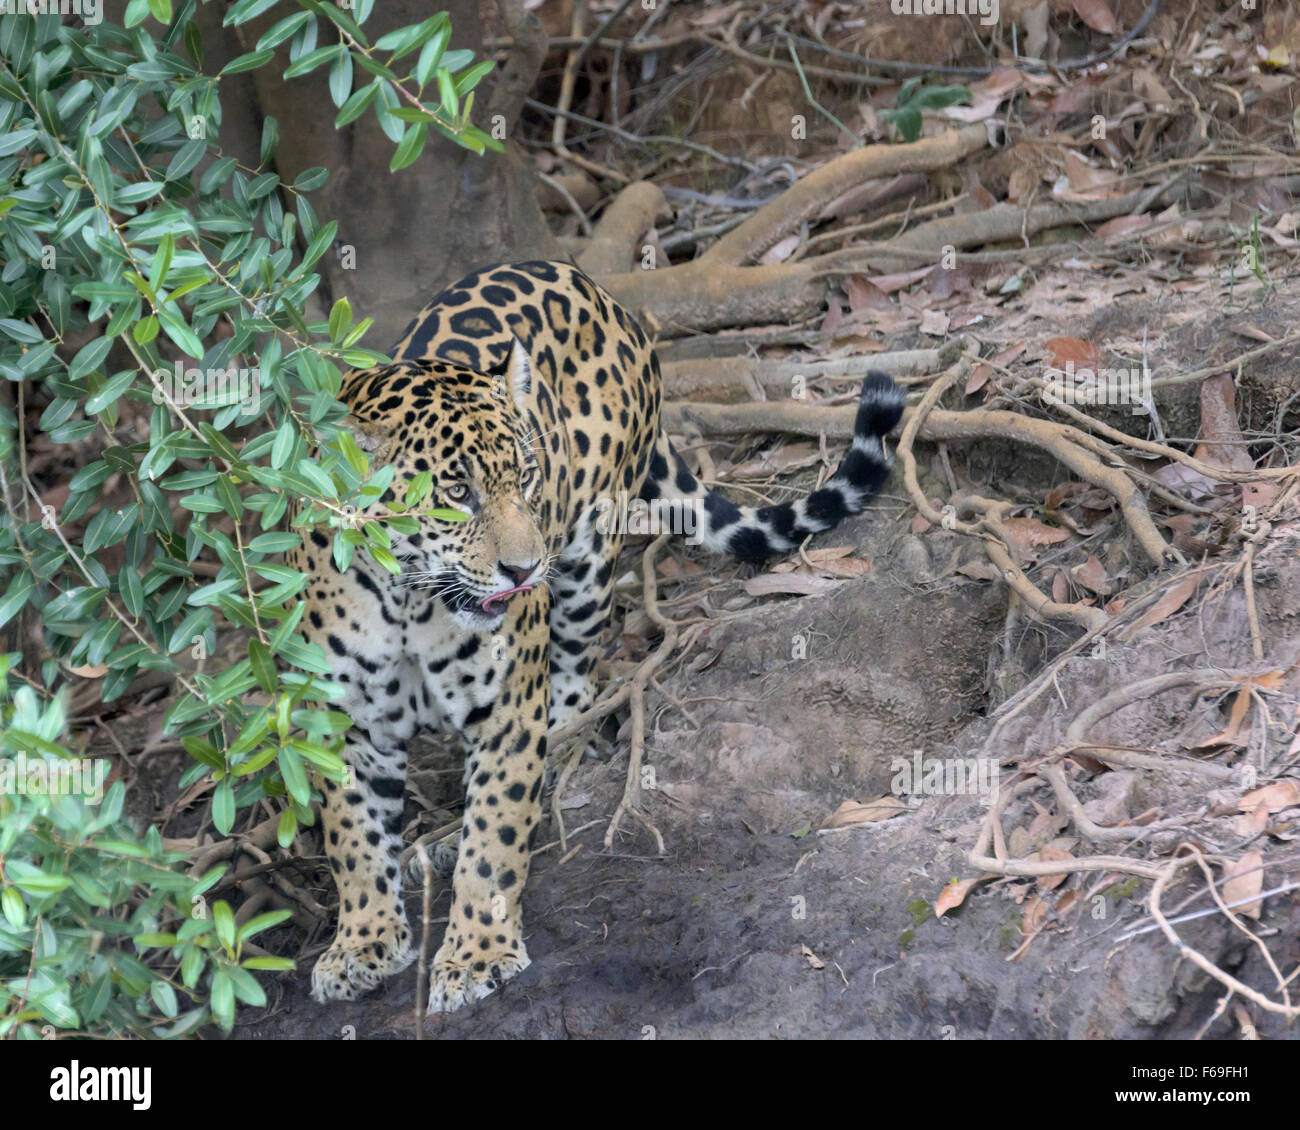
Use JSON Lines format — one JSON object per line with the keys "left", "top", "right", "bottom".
{"left": 640, "top": 371, "right": 905, "bottom": 563}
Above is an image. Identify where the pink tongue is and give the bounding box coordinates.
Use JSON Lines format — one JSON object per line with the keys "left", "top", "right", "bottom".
{"left": 480, "top": 584, "right": 534, "bottom": 613}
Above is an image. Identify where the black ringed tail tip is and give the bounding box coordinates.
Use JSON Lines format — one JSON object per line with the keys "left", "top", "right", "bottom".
{"left": 640, "top": 371, "right": 905, "bottom": 563}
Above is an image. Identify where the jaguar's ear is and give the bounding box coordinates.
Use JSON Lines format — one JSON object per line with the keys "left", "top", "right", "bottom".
{"left": 342, "top": 414, "right": 395, "bottom": 460}
{"left": 505, "top": 337, "right": 532, "bottom": 410}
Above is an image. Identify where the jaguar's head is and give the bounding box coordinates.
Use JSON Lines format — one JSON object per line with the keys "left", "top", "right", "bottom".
{"left": 344, "top": 341, "right": 548, "bottom": 630}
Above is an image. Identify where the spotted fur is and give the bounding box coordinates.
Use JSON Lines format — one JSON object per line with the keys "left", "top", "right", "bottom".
{"left": 293, "top": 261, "right": 903, "bottom": 1012}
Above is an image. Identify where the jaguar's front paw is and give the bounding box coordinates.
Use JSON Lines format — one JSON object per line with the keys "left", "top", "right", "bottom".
{"left": 427, "top": 939, "right": 531, "bottom": 1014}
{"left": 311, "top": 929, "right": 414, "bottom": 1002}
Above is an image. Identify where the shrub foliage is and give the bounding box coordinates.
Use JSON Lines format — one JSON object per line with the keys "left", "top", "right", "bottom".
{"left": 0, "top": 0, "right": 494, "bottom": 1036}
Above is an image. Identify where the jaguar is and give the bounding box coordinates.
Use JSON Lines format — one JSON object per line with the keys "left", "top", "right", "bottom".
{"left": 292, "top": 259, "right": 904, "bottom": 1012}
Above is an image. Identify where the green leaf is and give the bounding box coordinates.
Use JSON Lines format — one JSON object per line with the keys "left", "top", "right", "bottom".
{"left": 248, "top": 530, "right": 301, "bottom": 552}
{"left": 298, "top": 218, "right": 338, "bottom": 272}
{"left": 11, "top": 873, "right": 72, "bottom": 894}
{"left": 293, "top": 166, "right": 329, "bottom": 191}
{"left": 133, "top": 315, "right": 160, "bottom": 344}
{"left": 389, "top": 122, "right": 427, "bottom": 172}
{"left": 909, "top": 83, "right": 971, "bottom": 111}
{"left": 271, "top": 418, "right": 297, "bottom": 469}
{"left": 879, "top": 105, "right": 923, "bottom": 143}
{"left": 453, "top": 60, "right": 494, "bottom": 98}
{"left": 328, "top": 297, "right": 351, "bottom": 343}
{"left": 329, "top": 48, "right": 353, "bottom": 107}
{"left": 118, "top": 566, "right": 145, "bottom": 618}
{"left": 260, "top": 116, "right": 279, "bottom": 164}
{"left": 334, "top": 80, "right": 380, "bottom": 128}
{"left": 238, "top": 909, "right": 292, "bottom": 941}
{"left": 336, "top": 429, "right": 368, "bottom": 475}
{"left": 2, "top": 888, "right": 24, "bottom": 930}
{"left": 158, "top": 309, "right": 205, "bottom": 359}
{"left": 224, "top": 0, "right": 281, "bottom": 27}
{"left": 165, "top": 139, "right": 207, "bottom": 183}
{"left": 257, "top": 10, "right": 312, "bottom": 51}
{"left": 150, "top": 234, "right": 175, "bottom": 293}
{"left": 283, "top": 44, "right": 341, "bottom": 79}
{"left": 213, "top": 899, "right": 236, "bottom": 951}
{"left": 69, "top": 337, "right": 113, "bottom": 381}
{"left": 277, "top": 745, "right": 310, "bottom": 805}
{"left": 0, "top": 318, "right": 47, "bottom": 344}
{"left": 211, "top": 970, "right": 235, "bottom": 1029}
{"left": 242, "top": 956, "right": 296, "bottom": 971}
{"left": 213, "top": 780, "right": 235, "bottom": 834}
{"left": 366, "top": 544, "right": 401, "bottom": 575}
{"left": 415, "top": 25, "right": 450, "bottom": 87}
{"left": 436, "top": 67, "right": 457, "bottom": 116}
{"left": 150, "top": 981, "right": 179, "bottom": 1019}
{"left": 248, "top": 638, "right": 277, "bottom": 694}
{"left": 0, "top": 130, "right": 38, "bottom": 158}
{"left": 84, "top": 370, "right": 135, "bottom": 415}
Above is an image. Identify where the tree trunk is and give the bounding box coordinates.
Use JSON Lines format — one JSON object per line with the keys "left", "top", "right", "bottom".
{"left": 198, "top": 0, "right": 563, "bottom": 347}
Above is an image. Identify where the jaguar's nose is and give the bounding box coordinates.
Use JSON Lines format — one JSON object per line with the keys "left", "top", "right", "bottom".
{"left": 498, "top": 560, "right": 538, "bottom": 588}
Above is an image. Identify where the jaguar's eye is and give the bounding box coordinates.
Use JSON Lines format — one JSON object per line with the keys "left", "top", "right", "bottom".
{"left": 520, "top": 465, "right": 538, "bottom": 492}
{"left": 444, "top": 482, "right": 471, "bottom": 504}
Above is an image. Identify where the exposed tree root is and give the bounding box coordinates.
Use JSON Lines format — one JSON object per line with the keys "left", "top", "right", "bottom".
{"left": 597, "top": 172, "right": 1166, "bottom": 334}
{"left": 604, "top": 533, "right": 676, "bottom": 854}
{"left": 576, "top": 181, "right": 669, "bottom": 276}
{"left": 699, "top": 124, "right": 990, "bottom": 267}
{"left": 658, "top": 339, "right": 973, "bottom": 401}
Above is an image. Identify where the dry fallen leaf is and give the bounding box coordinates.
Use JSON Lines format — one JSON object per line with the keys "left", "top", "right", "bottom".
{"left": 870, "top": 266, "right": 933, "bottom": 293}
{"left": 843, "top": 274, "right": 893, "bottom": 312}
{"left": 919, "top": 309, "right": 950, "bottom": 337}
{"left": 1059, "top": 149, "right": 1121, "bottom": 197}
{"left": 957, "top": 558, "right": 1002, "bottom": 582}
{"left": 935, "top": 875, "right": 991, "bottom": 917}
{"left": 1194, "top": 373, "right": 1255, "bottom": 472}
{"left": 1043, "top": 336, "right": 1102, "bottom": 370}
{"left": 1222, "top": 852, "right": 1264, "bottom": 919}
{"left": 799, "top": 555, "right": 872, "bottom": 579}
{"left": 1071, "top": 555, "right": 1112, "bottom": 595}
{"left": 1120, "top": 575, "right": 1198, "bottom": 640}
{"left": 1132, "top": 67, "right": 1174, "bottom": 111}
{"left": 1201, "top": 672, "right": 1286, "bottom": 749}
{"left": 1242, "top": 480, "right": 1280, "bottom": 510}
{"left": 800, "top": 943, "right": 825, "bottom": 970}
{"left": 1201, "top": 684, "right": 1253, "bottom": 748}
{"left": 724, "top": 442, "right": 822, "bottom": 480}
{"left": 742, "top": 573, "right": 845, "bottom": 598}
{"left": 803, "top": 546, "right": 854, "bottom": 563}
{"left": 68, "top": 664, "right": 107, "bottom": 678}
{"left": 1003, "top": 516, "right": 1071, "bottom": 556}
{"left": 966, "top": 341, "right": 1028, "bottom": 396}
{"left": 1034, "top": 846, "right": 1074, "bottom": 891}
{"left": 1235, "top": 777, "right": 1300, "bottom": 836}
{"left": 1152, "top": 461, "right": 1220, "bottom": 501}
{"left": 1239, "top": 780, "right": 1300, "bottom": 819}
{"left": 1094, "top": 213, "right": 1152, "bottom": 239}
{"left": 760, "top": 233, "right": 801, "bottom": 266}
{"left": 1019, "top": 895, "right": 1047, "bottom": 942}
{"left": 822, "top": 796, "right": 906, "bottom": 829}
{"left": 1072, "top": 0, "right": 1118, "bottom": 34}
